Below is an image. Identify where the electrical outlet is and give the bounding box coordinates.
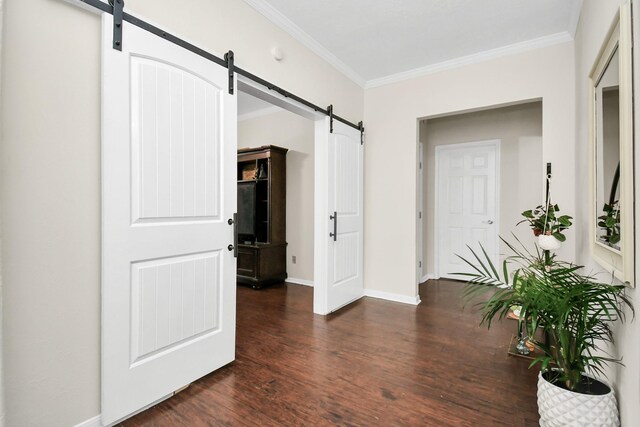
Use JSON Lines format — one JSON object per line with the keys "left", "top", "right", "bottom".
{"left": 292, "top": 255, "right": 297, "bottom": 264}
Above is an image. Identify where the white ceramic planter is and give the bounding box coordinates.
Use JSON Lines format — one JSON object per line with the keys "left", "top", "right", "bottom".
{"left": 538, "top": 234, "right": 562, "bottom": 251}
{"left": 537, "top": 371, "right": 619, "bottom": 427}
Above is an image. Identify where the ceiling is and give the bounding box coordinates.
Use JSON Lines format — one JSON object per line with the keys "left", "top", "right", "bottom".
{"left": 245, "top": 0, "right": 583, "bottom": 87}
{"left": 238, "top": 90, "right": 282, "bottom": 118}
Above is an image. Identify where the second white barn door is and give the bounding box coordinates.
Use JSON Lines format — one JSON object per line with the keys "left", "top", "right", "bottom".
{"left": 314, "top": 118, "right": 364, "bottom": 314}
{"left": 436, "top": 141, "right": 500, "bottom": 279}
{"left": 102, "top": 15, "right": 237, "bottom": 424}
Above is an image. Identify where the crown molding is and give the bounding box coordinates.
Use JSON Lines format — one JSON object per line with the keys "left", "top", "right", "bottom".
{"left": 243, "top": 0, "right": 366, "bottom": 88}
{"left": 244, "top": 1, "right": 579, "bottom": 90}
{"left": 238, "top": 105, "right": 283, "bottom": 122}
{"left": 365, "top": 31, "right": 574, "bottom": 89}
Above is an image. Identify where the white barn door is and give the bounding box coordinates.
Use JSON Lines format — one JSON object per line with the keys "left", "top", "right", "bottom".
{"left": 435, "top": 141, "right": 499, "bottom": 279}
{"left": 102, "top": 15, "right": 237, "bottom": 424}
{"left": 314, "top": 118, "right": 364, "bottom": 314}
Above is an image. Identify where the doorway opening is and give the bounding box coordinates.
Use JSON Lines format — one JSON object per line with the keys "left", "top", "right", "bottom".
{"left": 236, "top": 77, "right": 364, "bottom": 316}
{"left": 417, "top": 101, "right": 544, "bottom": 286}
{"left": 236, "top": 91, "right": 316, "bottom": 292}
{"left": 238, "top": 77, "right": 364, "bottom": 315}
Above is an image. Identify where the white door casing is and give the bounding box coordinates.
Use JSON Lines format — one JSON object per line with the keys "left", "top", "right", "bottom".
{"left": 102, "top": 14, "right": 236, "bottom": 424}
{"left": 417, "top": 142, "right": 424, "bottom": 283}
{"left": 435, "top": 141, "right": 500, "bottom": 279}
{"left": 314, "top": 118, "right": 364, "bottom": 314}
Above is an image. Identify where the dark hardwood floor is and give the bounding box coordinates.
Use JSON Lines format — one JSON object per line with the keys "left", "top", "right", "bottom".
{"left": 122, "top": 280, "right": 539, "bottom": 426}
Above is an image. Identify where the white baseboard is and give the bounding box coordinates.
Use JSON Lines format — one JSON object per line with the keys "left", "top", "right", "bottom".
{"left": 364, "top": 289, "right": 421, "bottom": 306}
{"left": 286, "top": 277, "right": 313, "bottom": 287}
{"left": 420, "top": 273, "right": 435, "bottom": 283}
{"left": 74, "top": 415, "right": 102, "bottom": 427}
{"left": 74, "top": 391, "right": 174, "bottom": 426}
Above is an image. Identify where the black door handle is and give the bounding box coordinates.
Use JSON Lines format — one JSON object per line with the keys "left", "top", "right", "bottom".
{"left": 329, "top": 211, "right": 337, "bottom": 241}
{"left": 229, "top": 213, "right": 237, "bottom": 257}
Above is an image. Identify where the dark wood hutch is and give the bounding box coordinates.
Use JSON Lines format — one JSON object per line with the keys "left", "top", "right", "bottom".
{"left": 236, "top": 145, "right": 287, "bottom": 288}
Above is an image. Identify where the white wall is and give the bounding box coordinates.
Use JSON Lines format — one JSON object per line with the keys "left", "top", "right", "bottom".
{"left": 0, "top": 0, "right": 5, "bottom": 423}
{"left": 363, "top": 41, "right": 576, "bottom": 300}
{"left": 0, "top": 0, "right": 363, "bottom": 425}
{"left": 1, "top": 2, "right": 102, "bottom": 426}
{"left": 238, "top": 109, "right": 315, "bottom": 284}
{"left": 574, "top": 1, "right": 640, "bottom": 424}
{"left": 421, "top": 102, "right": 543, "bottom": 275}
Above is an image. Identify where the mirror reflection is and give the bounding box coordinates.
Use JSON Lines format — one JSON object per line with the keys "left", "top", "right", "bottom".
{"left": 595, "top": 47, "right": 621, "bottom": 250}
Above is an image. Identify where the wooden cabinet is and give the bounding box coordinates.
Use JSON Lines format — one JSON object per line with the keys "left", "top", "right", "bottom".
{"left": 236, "top": 145, "right": 287, "bottom": 288}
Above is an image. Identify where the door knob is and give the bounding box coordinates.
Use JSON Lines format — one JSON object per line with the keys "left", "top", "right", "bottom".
{"left": 484, "top": 220, "right": 494, "bottom": 225}
{"left": 227, "top": 244, "right": 234, "bottom": 252}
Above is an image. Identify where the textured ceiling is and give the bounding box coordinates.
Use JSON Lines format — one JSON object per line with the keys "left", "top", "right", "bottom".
{"left": 246, "top": 0, "right": 582, "bottom": 85}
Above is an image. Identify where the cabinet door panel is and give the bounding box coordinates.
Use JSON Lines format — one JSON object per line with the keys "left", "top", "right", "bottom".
{"left": 237, "top": 247, "right": 257, "bottom": 278}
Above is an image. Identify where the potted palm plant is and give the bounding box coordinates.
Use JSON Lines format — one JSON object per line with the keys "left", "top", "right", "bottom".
{"left": 457, "top": 238, "right": 633, "bottom": 427}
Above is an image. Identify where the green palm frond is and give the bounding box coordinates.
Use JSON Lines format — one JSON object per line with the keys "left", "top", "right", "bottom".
{"left": 452, "top": 236, "right": 634, "bottom": 392}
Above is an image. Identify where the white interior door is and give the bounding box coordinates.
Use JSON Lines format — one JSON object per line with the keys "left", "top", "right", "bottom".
{"left": 102, "top": 15, "right": 237, "bottom": 424}
{"left": 314, "top": 118, "right": 364, "bottom": 314}
{"left": 436, "top": 141, "right": 499, "bottom": 279}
